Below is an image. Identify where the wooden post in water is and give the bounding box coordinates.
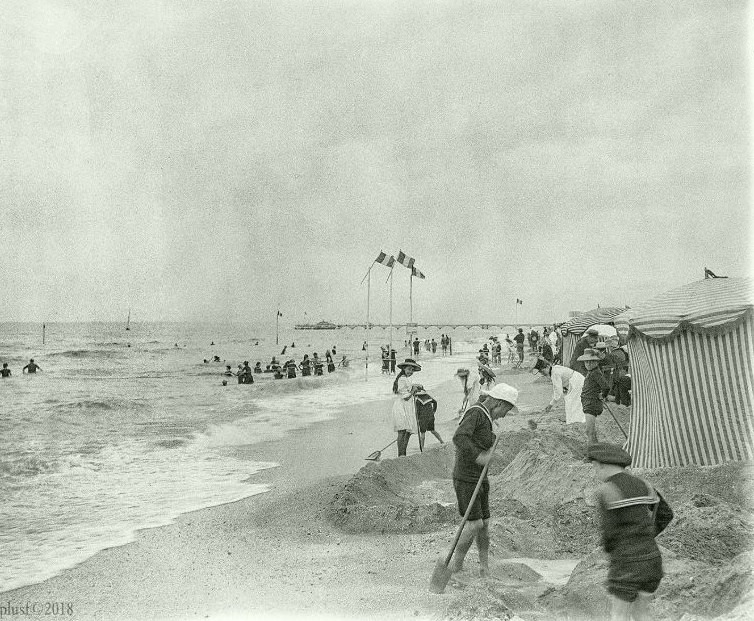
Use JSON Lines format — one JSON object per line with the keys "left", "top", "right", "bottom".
{"left": 42, "top": 323, "right": 46, "bottom": 345}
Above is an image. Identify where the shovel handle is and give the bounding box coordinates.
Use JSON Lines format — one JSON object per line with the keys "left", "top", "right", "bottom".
{"left": 603, "top": 401, "right": 628, "bottom": 439}
{"left": 377, "top": 438, "right": 397, "bottom": 453}
{"left": 443, "top": 431, "right": 503, "bottom": 566}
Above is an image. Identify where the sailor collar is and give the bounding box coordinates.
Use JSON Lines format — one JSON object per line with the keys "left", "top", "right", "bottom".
{"left": 475, "top": 403, "right": 494, "bottom": 426}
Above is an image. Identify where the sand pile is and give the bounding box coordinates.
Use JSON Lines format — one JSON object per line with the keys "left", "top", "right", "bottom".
{"left": 329, "top": 397, "right": 753, "bottom": 620}
{"left": 536, "top": 458, "right": 754, "bottom": 620}
{"left": 328, "top": 428, "right": 540, "bottom": 534}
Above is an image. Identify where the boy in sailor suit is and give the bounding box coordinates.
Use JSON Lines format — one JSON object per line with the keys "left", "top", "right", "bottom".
{"left": 588, "top": 443, "right": 666, "bottom": 621}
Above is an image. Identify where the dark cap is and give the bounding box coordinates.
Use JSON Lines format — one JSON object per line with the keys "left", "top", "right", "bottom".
{"left": 587, "top": 443, "right": 632, "bottom": 467}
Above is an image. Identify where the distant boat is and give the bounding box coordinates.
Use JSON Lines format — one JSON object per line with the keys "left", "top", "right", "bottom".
{"left": 126, "top": 309, "right": 131, "bottom": 331}
{"left": 294, "top": 320, "right": 338, "bottom": 330}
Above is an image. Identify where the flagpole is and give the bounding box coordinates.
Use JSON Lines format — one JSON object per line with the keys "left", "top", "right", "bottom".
{"left": 389, "top": 265, "right": 393, "bottom": 367}
{"left": 515, "top": 300, "right": 518, "bottom": 327}
{"left": 366, "top": 265, "right": 372, "bottom": 378}
{"left": 276, "top": 309, "right": 280, "bottom": 345}
{"left": 409, "top": 272, "right": 413, "bottom": 324}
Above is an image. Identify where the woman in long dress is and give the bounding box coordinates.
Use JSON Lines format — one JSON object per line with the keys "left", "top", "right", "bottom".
{"left": 391, "top": 358, "right": 422, "bottom": 456}
{"left": 533, "top": 358, "right": 585, "bottom": 424}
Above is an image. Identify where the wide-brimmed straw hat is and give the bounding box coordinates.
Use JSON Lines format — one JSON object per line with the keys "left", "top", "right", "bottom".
{"left": 577, "top": 348, "right": 603, "bottom": 362}
{"left": 455, "top": 368, "right": 470, "bottom": 377}
{"left": 397, "top": 358, "right": 421, "bottom": 371}
{"left": 587, "top": 443, "right": 632, "bottom": 467}
{"left": 478, "top": 364, "right": 496, "bottom": 378}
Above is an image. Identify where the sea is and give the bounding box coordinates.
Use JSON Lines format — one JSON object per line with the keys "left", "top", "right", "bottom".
{"left": 0, "top": 321, "right": 530, "bottom": 593}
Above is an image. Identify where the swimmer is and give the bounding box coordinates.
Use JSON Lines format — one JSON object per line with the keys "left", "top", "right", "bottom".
{"left": 22, "top": 359, "right": 41, "bottom": 374}
{"left": 1, "top": 363, "right": 11, "bottom": 378}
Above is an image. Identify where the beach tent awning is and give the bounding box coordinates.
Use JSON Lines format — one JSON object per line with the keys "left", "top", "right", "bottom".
{"left": 615, "top": 277, "right": 753, "bottom": 340}
{"left": 561, "top": 307, "right": 629, "bottom": 336}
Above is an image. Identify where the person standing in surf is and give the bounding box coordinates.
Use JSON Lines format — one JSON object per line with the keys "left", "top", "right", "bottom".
{"left": 1, "top": 362, "right": 11, "bottom": 377}
{"left": 300, "top": 354, "right": 312, "bottom": 377}
{"left": 22, "top": 359, "right": 41, "bottom": 374}
{"left": 391, "top": 358, "right": 422, "bottom": 457}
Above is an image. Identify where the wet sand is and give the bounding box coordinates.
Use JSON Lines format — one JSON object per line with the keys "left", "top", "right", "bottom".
{"left": 5, "top": 361, "right": 753, "bottom": 621}
{"left": 3, "top": 369, "right": 475, "bottom": 621}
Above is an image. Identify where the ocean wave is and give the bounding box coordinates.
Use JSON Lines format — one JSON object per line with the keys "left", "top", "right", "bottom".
{"left": 0, "top": 454, "right": 56, "bottom": 478}
{"left": 53, "top": 398, "right": 148, "bottom": 413}
{"left": 49, "top": 349, "right": 124, "bottom": 359}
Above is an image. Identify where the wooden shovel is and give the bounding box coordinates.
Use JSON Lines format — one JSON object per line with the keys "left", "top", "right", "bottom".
{"left": 429, "top": 432, "right": 502, "bottom": 594}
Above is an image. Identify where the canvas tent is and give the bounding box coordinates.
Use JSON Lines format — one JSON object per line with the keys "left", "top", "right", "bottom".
{"left": 615, "top": 277, "right": 753, "bottom": 468}
{"left": 560, "top": 306, "right": 629, "bottom": 367}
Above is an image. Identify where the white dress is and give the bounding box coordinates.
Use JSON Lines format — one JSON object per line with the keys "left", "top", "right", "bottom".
{"left": 391, "top": 375, "right": 418, "bottom": 433}
{"left": 549, "top": 365, "right": 585, "bottom": 424}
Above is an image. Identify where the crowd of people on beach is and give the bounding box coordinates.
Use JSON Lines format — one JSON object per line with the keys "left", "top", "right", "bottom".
{"left": 385, "top": 327, "right": 656, "bottom": 620}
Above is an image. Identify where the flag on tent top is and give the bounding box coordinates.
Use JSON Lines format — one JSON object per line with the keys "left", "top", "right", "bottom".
{"left": 412, "top": 266, "right": 426, "bottom": 279}
{"left": 396, "top": 250, "right": 415, "bottom": 269}
{"left": 374, "top": 251, "right": 395, "bottom": 267}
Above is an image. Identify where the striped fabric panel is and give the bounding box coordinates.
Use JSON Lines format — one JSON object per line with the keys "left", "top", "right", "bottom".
{"left": 561, "top": 334, "right": 577, "bottom": 369}
{"left": 617, "top": 278, "right": 753, "bottom": 340}
{"left": 627, "top": 316, "right": 754, "bottom": 468}
{"left": 562, "top": 307, "right": 628, "bottom": 335}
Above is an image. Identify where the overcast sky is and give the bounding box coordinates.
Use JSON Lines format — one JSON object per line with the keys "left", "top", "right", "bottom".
{"left": 0, "top": 0, "right": 750, "bottom": 325}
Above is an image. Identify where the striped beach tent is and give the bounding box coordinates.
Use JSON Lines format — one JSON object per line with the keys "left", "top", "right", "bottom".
{"left": 560, "top": 306, "right": 629, "bottom": 367}
{"left": 616, "top": 277, "right": 754, "bottom": 468}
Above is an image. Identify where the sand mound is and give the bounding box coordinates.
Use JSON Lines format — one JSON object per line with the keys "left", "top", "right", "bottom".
{"left": 328, "top": 444, "right": 457, "bottom": 533}
{"left": 329, "top": 430, "right": 537, "bottom": 534}
{"left": 544, "top": 550, "right": 754, "bottom": 621}
{"left": 658, "top": 501, "right": 754, "bottom": 563}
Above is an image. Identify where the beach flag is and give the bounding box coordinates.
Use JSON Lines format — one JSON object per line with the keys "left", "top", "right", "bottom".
{"left": 396, "top": 250, "right": 415, "bottom": 269}
{"left": 412, "top": 266, "right": 426, "bottom": 279}
{"left": 278, "top": 310, "right": 283, "bottom": 317}
{"left": 516, "top": 299, "right": 523, "bottom": 305}
{"left": 374, "top": 251, "right": 395, "bottom": 268}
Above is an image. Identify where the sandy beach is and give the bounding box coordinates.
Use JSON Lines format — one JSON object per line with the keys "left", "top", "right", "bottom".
{"left": 4, "top": 362, "right": 753, "bottom": 621}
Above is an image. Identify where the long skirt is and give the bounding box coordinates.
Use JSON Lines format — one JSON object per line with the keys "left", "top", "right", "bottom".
{"left": 564, "top": 371, "right": 586, "bottom": 424}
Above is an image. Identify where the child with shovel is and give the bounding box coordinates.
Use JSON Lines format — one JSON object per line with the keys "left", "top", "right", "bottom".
{"left": 430, "top": 383, "right": 518, "bottom": 593}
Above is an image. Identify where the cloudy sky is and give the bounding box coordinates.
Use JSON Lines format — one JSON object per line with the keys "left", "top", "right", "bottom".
{"left": 0, "top": 0, "right": 750, "bottom": 325}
